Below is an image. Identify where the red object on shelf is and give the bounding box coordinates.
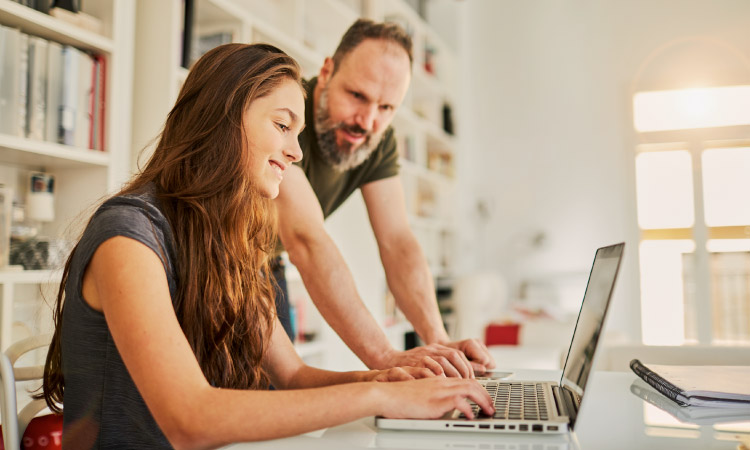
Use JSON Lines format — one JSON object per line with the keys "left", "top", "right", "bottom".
{"left": 485, "top": 323, "right": 521, "bottom": 346}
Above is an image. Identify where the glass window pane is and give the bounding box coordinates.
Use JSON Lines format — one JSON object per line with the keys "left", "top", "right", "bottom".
{"left": 702, "top": 147, "right": 750, "bottom": 226}
{"left": 635, "top": 151, "right": 694, "bottom": 229}
{"left": 706, "top": 245, "right": 750, "bottom": 344}
{"left": 640, "top": 240, "right": 695, "bottom": 345}
{"left": 634, "top": 85, "right": 750, "bottom": 132}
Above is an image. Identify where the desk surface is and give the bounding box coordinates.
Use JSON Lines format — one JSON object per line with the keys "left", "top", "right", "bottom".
{"left": 227, "top": 369, "right": 750, "bottom": 450}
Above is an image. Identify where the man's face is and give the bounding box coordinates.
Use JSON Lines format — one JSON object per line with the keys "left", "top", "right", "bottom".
{"left": 315, "top": 39, "right": 411, "bottom": 171}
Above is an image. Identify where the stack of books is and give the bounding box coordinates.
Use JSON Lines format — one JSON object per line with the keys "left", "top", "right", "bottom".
{"left": 0, "top": 23, "right": 106, "bottom": 151}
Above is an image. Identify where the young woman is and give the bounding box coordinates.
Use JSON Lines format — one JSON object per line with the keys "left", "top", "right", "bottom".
{"left": 40, "top": 43, "right": 493, "bottom": 449}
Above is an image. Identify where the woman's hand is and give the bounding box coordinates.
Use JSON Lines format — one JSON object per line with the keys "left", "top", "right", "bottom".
{"left": 374, "top": 377, "right": 494, "bottom": 420}
{"left": 367, "top": 366, "right": 438, "bottom": 382}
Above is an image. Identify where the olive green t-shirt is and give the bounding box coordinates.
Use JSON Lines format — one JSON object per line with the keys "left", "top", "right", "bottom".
{"left": 296, "top": 77, "right": 400, "bottom": 219}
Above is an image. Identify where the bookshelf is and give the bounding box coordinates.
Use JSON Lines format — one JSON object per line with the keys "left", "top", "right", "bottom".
{"left": 131, "top": 0, "right": 461, "bottom": 368}
{"left": 0, "top": 0, "right": 135, "bottom": 351}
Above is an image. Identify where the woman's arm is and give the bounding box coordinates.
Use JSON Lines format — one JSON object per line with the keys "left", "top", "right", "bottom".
{"left": 262, "top": 316, "right": 435, "bottom": 389}
{"left": 88, "top": 236, "right": 493, "bottom": 450}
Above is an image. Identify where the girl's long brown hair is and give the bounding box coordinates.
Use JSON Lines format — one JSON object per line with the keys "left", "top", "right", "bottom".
{"left": 40, "top": 43, "right": 303, "bottom": 412}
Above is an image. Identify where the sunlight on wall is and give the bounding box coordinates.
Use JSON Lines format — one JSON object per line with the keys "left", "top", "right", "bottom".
{"left": 635, "top": 151, "right": 694, "bottom": 229}
{"left": 702, "top": 147, "right": 750, "bottom": 226}
{"left": 633, "top": 86, "right": 750, "bottom": 132}
{"left": 706, "top": 239, "right": 750, "bottom": 253}
{"left": 640, "top": 240, "right": 695, "bottom": 345}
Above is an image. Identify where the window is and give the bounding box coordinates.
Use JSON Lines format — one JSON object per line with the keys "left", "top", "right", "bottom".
{"left": 633, "top": 86, "right": 750, "bottom": 345}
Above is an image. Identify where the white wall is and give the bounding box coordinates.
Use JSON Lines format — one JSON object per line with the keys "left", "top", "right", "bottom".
{"left": 460, "top": 0, "right": 750, "bottom": 341}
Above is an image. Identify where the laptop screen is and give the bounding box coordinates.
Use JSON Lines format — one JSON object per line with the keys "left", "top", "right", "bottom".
{"left": 559, "top": 243, "right": 624, "bottom": 422}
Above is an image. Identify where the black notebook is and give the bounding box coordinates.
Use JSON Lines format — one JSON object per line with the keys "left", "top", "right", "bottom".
{"left": 630, "top": 359, "right": 750, "bottom": 408}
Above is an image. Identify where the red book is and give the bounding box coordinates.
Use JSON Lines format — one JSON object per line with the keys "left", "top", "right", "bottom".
{"left": 88, "top": 54, "right": 106, "bottom": 151}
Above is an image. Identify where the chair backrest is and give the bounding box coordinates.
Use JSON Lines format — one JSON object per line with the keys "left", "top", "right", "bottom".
{"left": 0, "top": 333, "right": 54, "bottom": 450}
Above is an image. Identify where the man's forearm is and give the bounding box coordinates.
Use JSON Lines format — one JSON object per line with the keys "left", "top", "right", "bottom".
{"left": 287, "top": 234, "right": 397, "bottom": 369}
{"left": 381, "top": 235, "right": 449, "bottom": 345}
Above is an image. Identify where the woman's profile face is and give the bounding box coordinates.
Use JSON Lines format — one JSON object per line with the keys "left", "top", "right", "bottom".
{"left": 243, "top": 79, "right": 305, "bottom": 199}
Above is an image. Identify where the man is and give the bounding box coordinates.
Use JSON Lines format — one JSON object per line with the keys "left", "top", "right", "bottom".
{"left": 274, "top": 19, "right": 495, "bottom": 378}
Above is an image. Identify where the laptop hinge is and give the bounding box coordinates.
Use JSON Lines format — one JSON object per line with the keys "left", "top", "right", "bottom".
{"left": 552, "top": 386, "right": 566, "bottom": 416}
{"left": 552, "top": 386, "right": 578, "bottom": 422}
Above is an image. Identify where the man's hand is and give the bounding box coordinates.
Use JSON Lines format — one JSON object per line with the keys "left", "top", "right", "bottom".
{"left": 444, "top": 339, "right": 496, "bottom": 373}
{"left": 378, "top": 344, "right": 476, "bottom": 378}
{"left": 378, "top": 340, "right": 497, "bottom": 379}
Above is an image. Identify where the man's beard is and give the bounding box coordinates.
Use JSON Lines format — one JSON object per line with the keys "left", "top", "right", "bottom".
{"left": 315, "top": 86, "right": 384, "bottom": 172}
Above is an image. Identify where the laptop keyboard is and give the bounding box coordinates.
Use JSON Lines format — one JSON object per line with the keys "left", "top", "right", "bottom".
{"left": 460, "top": 382, "right": 550, "bottom": 420}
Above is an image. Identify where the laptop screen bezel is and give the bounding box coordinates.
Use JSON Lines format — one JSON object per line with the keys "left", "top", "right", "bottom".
{"left": 558, "top": 242, "right": 624, "bottom": 430}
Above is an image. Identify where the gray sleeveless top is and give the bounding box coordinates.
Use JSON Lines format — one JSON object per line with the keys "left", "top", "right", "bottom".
{"left": 61, "top": 188, "right": 177, "bottom": 448}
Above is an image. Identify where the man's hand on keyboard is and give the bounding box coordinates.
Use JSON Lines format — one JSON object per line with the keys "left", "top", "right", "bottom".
{"left": 377, "top": 344, "right": 475, "bottom": 378}
{"left": 443, "top": 339, "right": 496, "bottom": 373}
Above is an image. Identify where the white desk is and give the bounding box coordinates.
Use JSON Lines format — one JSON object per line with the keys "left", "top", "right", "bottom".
{"left": 227, "top": 369, "right": 750, "bottom": 450}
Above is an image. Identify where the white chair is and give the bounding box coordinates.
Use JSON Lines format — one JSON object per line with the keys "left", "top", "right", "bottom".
{"left": 0, "top": 333, "right": 54, "bottom": 450}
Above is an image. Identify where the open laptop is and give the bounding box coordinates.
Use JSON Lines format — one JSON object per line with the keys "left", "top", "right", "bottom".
{"left": 376, "top": 242, "right": 624, "bottom": 435}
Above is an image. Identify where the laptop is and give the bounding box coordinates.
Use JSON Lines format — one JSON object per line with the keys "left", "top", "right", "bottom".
{"left": 376, "top": 242, "right": 624, "bottom": 435}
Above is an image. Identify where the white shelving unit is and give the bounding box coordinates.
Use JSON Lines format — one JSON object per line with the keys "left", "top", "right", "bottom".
{"left": 0, "top": 0, "right": 135, "bottom": 351}
{"left": 131, "top": 0, "right": 460, "bottom": 368}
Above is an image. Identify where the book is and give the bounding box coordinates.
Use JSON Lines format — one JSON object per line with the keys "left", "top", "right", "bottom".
{"left": 630, "top": 379, "right": 750, "bottom": 425}
{"left": 75, "top": 48, "right": 92, "bottom": 149}
{"left": 17, "top": 32, "right": 29, "bottom": 137}
{"left": 49, "top": 7, "right": 103, "bottom": 34}
{"left": 630, "top": 359, "right": 750, "bottom": 408}
{"left": 0, "top": 25, "right": 22, "bottom": 136}
{"left": 91, "top": 54, "right": 106, "bottom": 151}
{"left": 45, "top": 40, "right": 63, "bottom": 142}
{"left": 0, "top": 185, "right": 12, "bottom": 268}
{"left": 181, "top": 0, "right": 195, "bottom": 69}
{"left": 59, "top": 45, "right": 78, "bottom": 145}
{"left": 26, "top": 35, "right": 48, "bottom": 140}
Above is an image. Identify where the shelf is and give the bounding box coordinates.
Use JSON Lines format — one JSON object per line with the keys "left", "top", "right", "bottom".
{"left": 383, "top": 319, "right": 414, "bottom": 336}
{"left": 385, "top": 0, "right": 453, "bottom": 56}
{"left": 197, "top": 0, "right": 247, "bottom": 25}
{"left": 0, "top": 269, "right": 61, "bottom": 284}
{"left": 250, "top": 15, "right": 324, "bottom": 73}
{"left": 320, "top": 0, "right": 360, "bottom": 24}
{"left": 176, "top": 66, "right": 189, "bottom": 86}
{"left": 423, "top": 123, "right": 455, "bottom": 154}
{"left": 294, "top": 339, "right": 326, "bottom": 358}
{"left": 399, "top": 158, "right": 453, "bottom": 186}
{"left": 409, "top": 215, "right": 455, "bottom": 232}
{"left": 394, "top": 107, "right": 455, "bottom": 153}
{"left": 284, "top": 263, "right": 302, "bottom": 283}
{"left": 412, "top": 67, "right": 446, "bottom": 99}
{"left": 0, "top": 134, "right": 110, "bottom": 169}
{"left": 0, "top": 0, "right": 114, "bottom": 53}
{"left": 430, "top": 266, "right": 453, "bottom": 279}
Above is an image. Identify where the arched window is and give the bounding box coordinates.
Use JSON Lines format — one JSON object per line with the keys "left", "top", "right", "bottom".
{"left": 632, "top": 38, "right": 750, "bottom": 345}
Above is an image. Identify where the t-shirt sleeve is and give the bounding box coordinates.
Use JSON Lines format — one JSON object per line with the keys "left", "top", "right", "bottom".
{"left": 73, "top": 203, "right": 172, "bottom": 289}
{"left": 362, "top": 127, "right": 400, "bottom": 185}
